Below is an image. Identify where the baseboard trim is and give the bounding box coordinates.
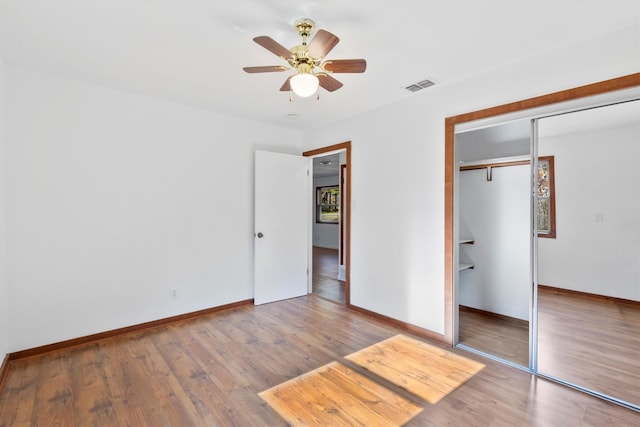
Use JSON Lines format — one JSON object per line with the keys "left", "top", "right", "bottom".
{"left": 9, "top": 299, "right": 254, "bottom": 361}
{"left": 348, "top": 304, "right": 448, "bottom": 345}
{"left": 539, "top": 285, "right": 640, "bottom": 307}
{"left": 459, "top": 305, "right": 529, "bottom": 328}
{"left": 0, "top": 354, "right": 9, "bottom": 392}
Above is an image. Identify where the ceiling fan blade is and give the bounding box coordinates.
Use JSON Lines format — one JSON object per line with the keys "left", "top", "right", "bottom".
{"left": 322, "top": 59, "right": 367, "bottom": 73}
{"left": 253, "top": 36, "right": 293, "bottom": 60}
{"left": 308, "top": 29, "right": 340, "bottom": 59}
{"left": 317, "top": 73, "right": 344, "bottom": 92}
{"left": 243, "top": 65, "right": 288, "bottom": 73}
{"left": 280, "top": 76, "right": 292, "bottom": 92}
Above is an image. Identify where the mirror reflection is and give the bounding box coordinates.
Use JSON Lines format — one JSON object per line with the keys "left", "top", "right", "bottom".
{"left": 537, "top": 100, "right": 640, "bottom": 407}
{"left": 456, "top": 119, "right": 531, "bottom": 367}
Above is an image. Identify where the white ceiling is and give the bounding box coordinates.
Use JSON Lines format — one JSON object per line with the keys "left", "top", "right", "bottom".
{"left": 313, "top": 153, "right": 341, "bottom": 178}
{"left": 0, "top": 1, "right": 638, "bottom": 130}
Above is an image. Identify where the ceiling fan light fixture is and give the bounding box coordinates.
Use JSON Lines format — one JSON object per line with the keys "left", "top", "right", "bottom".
{"left": 243, "top": 18, "right": 366, "bottom": 98}
{"left": 290, "top": 73, "right": 319, "bottom": 97}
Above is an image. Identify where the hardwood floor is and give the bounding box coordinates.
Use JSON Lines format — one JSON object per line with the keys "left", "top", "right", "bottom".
{"left": 458, "top": 305, "right": 529, "bottom": 367}
{"left": 458, "top": 286, "right": 639, "bottom": 409}
{"left": 312, "top": 246, "right": 345, "bottom": 304}
{"left": 538, "top": 286, "right": 640, "bottom": 407}
{"left": 1, "top": 296, "right": 638, "bottom": 426}
{"left": 259, "top": 360, "right": 424, "bottom": 425}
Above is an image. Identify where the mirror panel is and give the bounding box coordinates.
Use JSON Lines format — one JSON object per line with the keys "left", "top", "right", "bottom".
{"left": 455, "top": 120, "right": 532, "bottom": 367}
{"left": 536, "top": 100, "right": 640, "bottom": 407}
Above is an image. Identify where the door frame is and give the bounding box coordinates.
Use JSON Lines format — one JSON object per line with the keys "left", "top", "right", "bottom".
{"left": 340, "top": 164, "right": 347, "bottom": 267}
{"left": 444, "top": 73, "right": 640, "bottom": 346}
{"left": 303, "top": 141, "right": 351, "bottom": 305}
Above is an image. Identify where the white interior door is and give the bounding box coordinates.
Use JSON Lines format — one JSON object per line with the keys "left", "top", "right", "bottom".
{"left": 254, "top": 150, "right": 309, "bottom": 305}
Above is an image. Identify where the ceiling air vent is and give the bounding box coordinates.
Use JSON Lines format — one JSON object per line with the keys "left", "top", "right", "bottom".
{"left": 405, "top": 79, "right": 435, "bottom": 92}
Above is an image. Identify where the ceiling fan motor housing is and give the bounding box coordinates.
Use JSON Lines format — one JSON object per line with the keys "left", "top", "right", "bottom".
{"left": 289, "top": 45, "right": 317, "bottom": 72}
{"left": 293, "top": 18, "right": 316, "bottom": 42}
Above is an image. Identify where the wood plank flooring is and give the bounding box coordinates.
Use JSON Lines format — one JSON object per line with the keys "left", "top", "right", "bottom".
{"left": 1, "top": 296, "right": 638, "bottom": 426}
{"left": 345, "top": 334, "right": 485, "bottom": 404}
{"left": 260, "top": 360, "right": 423, "bottom": 426}
{"left": 312, "top": 246, "right": 345, "bottom": 304}
{"left": 458, "top": 305, "right": 529, "bottom": 367}
{"left": 538, "top": 286, "right": 640, "bottom": 407}
{"left": 458, "top": 286, "right": 639, "bottom": 408}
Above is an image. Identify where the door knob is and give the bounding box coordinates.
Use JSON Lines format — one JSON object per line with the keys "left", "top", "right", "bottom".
{"left": 256, "top": 232, "right": 264, "bottom": 238}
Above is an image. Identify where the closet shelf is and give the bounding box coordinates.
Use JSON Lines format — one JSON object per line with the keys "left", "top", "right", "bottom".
{"left": 459, "top": 237, "right": 474, "bottom": 271}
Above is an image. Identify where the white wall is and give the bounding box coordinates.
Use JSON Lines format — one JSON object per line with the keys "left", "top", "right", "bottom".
{"left": 313, "top": 175, "right": 340, "bottom": 249}
{"left": 538, "top": 121, "right": 640, "bottom": 301}
{"left": 2, "top": 24, "right": 637, "bottom": 351}
{"left": 302, "top": 24, "right": 639, "bottom": 335}
{"left": 459, "top": 166, "right": 530, "bottom": 320}
{"left": 5, "top": 67, "right": 302, "bottom": 351}
{"left": 0, "top": 54, "right": 9, "bottom": 358}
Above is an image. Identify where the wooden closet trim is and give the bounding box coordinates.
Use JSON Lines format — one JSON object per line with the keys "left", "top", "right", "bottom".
{"left": 444, "top": 73, "right": 640, "bottom": 345}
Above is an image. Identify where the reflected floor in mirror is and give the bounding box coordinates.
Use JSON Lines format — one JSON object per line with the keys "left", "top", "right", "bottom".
{"left": 459, "top": 286, "right": 639, "bottom": 408}
{"left": 458, "top": 305, "right": 529, "bottom": 367}
{"left": 537, "top": 286, "right": 640, "bottom": 407}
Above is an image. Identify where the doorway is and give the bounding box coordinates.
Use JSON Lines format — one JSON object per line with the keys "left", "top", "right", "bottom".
{"left": 303, "top": 142, "right": 351, "bottom": 305}
{"left": 311, "top": 153, "right": 344, "bottom": 303}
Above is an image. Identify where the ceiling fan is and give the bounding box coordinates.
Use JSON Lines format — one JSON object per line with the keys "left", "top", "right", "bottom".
{"left": 242, "top": 18, "right": 367, "bottom": 98}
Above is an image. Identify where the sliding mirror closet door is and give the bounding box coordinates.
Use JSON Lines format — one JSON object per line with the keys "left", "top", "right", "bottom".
{"left": 455, "top": 120, "right": 532, "bottom": 367}
{"left": 536, "top": 100, "right": 640, "bottom": 408}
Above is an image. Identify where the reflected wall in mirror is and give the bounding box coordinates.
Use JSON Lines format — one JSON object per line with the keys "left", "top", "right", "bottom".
{"left": 537, "top": 100, "right": 640, "bottom": 407}
{"left": 455, "top": 120, "right": 531, "bottom": 367}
